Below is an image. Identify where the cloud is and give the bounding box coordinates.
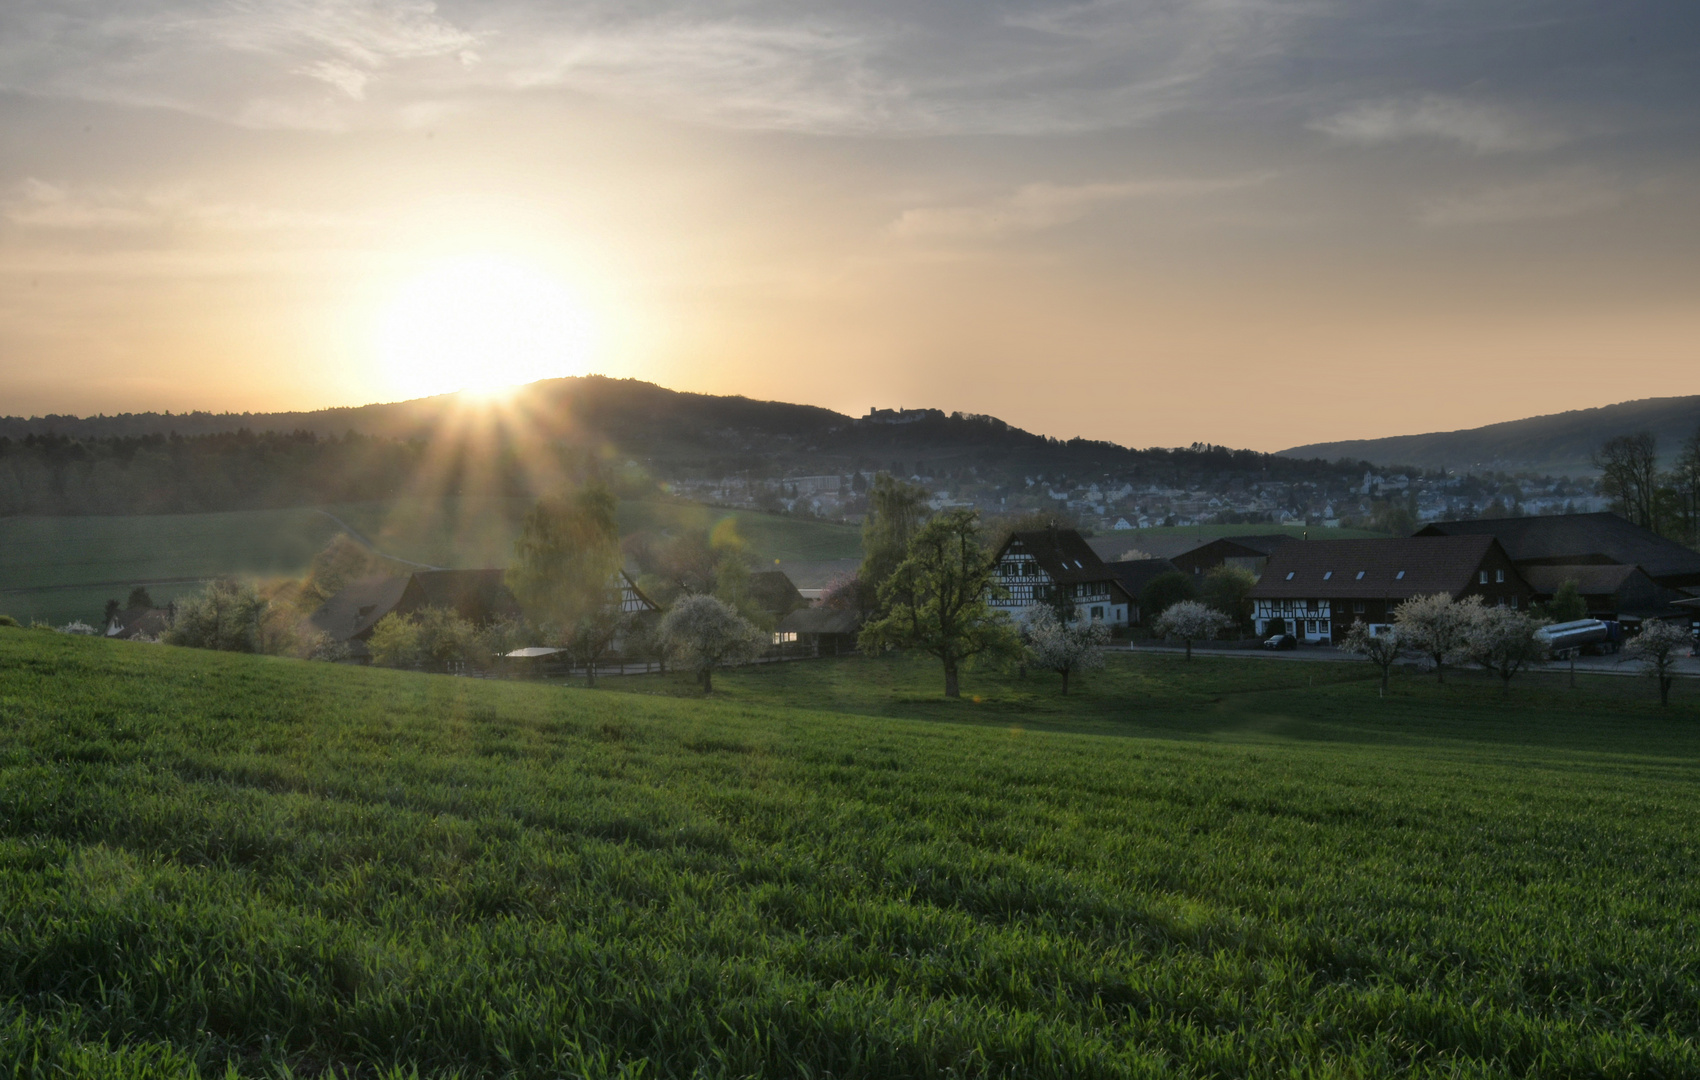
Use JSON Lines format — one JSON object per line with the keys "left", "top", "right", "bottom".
{"left": 2, "top": 178, "right": 364, "bottom": 231}
{"left": 890, "top": 174, "right": 1274, "bottom": 239}
{"left": 1313, "top": 95, "right": 1566, "bottom": 153}
{"left": 1418, "top": 171, "right": 1626, "bottom": 226}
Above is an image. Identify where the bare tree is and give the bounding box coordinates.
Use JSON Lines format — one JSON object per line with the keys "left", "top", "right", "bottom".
{"left": 1465, "top": 607, "right": 1549, "bottom": 695}
{"left": 1019, "top": 605, "right": 1109, "bottom": 695}
{"left": 1152, "top": 600, "right": 1231, "bottom": 660}
{"left": 1393, "top": 593, "right": 1483, "bottom": 684}
{"left": 1627, "top": 621, "right": 1692, "bottom": 706}
{"left": 1592, "top": 433, "right": 1660, "bottom": 531}
{"left": 1339, "top": 623, "right": 1404, "bottom": 697}
{"left": 1672, "top": 425, "right": 1700, "bottom": 548}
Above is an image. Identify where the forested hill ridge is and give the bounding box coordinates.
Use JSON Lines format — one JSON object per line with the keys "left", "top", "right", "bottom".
{"left": 1281, "top": 395, "right": 1700, "bottom": 477}
{"left": 2, "top": 375, "right": 1384, "bottom": 496}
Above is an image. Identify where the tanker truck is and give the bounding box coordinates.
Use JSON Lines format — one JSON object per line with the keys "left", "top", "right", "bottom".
{"left": 1535, "top": 619, "right": 1623, "bottom": 658}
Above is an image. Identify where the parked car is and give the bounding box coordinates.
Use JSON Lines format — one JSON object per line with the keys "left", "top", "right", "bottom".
{"left": 1263, "top": 633, "right": 1297, "bottom": 651}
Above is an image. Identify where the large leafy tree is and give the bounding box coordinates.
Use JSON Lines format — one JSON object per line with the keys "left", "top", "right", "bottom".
{"left": 858, "top": 509, "right": 1019, "bottom": 698}
{"left": 1151, "top": 600, "right": 1231, "bottom": 660}
{"left": 507, "top": 483, "right": 624, "bottom": 683}
{"left": 858, "top": 473, "right": 931, "bottom": 612}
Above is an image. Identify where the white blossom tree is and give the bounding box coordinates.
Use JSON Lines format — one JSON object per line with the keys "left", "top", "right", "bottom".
{"left": 1465, "top": 606, "right": 1548, "bottom": 695}
{"left": 1152, "top": 600, "right": 1231, "bottom": 661}
{"left": 658, "top": 594, "right": 766, "bottom": 693}
{"left": 1338, "top": 623, "right": 1404, "bottom": 697}
{"left": 1393, "top": 593, "right": 1483, "bottom": 684}
{"left": 1019, "top": 605, "right": 1109, "bottom": 695}
{"left": 1626, "top": 621, "right": 1692, "bottom": 706}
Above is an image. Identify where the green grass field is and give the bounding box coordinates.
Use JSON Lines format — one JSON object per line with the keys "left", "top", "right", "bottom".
{"left": 0, "top": 498, "right": 861, "bottom": 626}
{"left": 1108, "top": 523, "right": 1389, "bottom": 545}
{"left": 3, "top": 629, "right": 1699, "bottom": 1077}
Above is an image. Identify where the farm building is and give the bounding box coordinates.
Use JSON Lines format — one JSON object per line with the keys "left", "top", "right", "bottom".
{"left": 747, "top": 570, "right": 807, "bottom": 619}
{"left": 773, "top": 607, "right": 864, "bottom": 656}
{"left": 1247, "top": 536, "right": 1532, "bottom": 644}
{"left": 989, "top": 528, "right": 1135, "bottom": 627}
{"left": 1516, "top": 564, "right": 1684, "bottom": 622}
{"left": 1169, "top": 534, "right": 1293, "bottom": 579}
{"left": 1415, "top": 513, "right": 1700, "bottom": 590}
{"left": 1099, "top": 558, "right": 1183, "bottom": 624}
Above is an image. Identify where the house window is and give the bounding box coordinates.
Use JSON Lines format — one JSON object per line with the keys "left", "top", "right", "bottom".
{"left": 1306, "top": 620, "right": 1317, "bottom": 635}
{"left": 1479, "top": 571, "right": 1488, "bottom": 584}
{"left": 1353, "top": 602, "right": 1365, "bottom": 614}
{"left": 772, "top": 631, "right": 798, "bottom": 644}
{"left": 1320, "top": 621, "right": 1330, "bottom": 636}
{"left": 1092, "top": 606, "right": 1104, "bottom": 620}
{"left": 1496, "top": 569, "right": 1505, "bottom": 583}
{"left": 1510, "top": 596, "right": 1518, "bottom": 609}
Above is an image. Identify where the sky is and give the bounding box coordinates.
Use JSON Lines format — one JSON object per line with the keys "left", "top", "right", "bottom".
{"left": 1, "top": 1, "right": 1697, "bottom": 452}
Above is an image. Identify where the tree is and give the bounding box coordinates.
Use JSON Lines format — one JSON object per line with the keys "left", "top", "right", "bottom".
{"left": 1465, "top": 606, "right": 1549, "bottom": 695}
{"left": 1339, "top": 623, "right": 1404, "bottom": 697}
{"left": 367, "top": 612, "right": 422, "bottom": 669}
{"left": 507, "top": 483, "right": 626, "bottom": 683}
{"left": 165, "top": 579, "right": 267, "bottom": 652}
{"left": 1593, "top": 433, "right": 1660, "bottom": 531}
{"left": 103, "top": 598, "right": 121, "bottom": 626}
{"left": 1020, "top": 604, "right": 1108, "bottom": 695}
{"left": 1626, "top": 621, "right": 1691, "bottom": 706}
{"left": 126, "top": 585, "right": 155, "bottom": 610}
{"left": 1152, "top": 600, "right": 1231, "bottom": 660}
{"left": 1393, "top": 592, "right": 1483, "bottom": 684}
{"left": 858, "top": 473, "right": 931, "bottom": 611}
{"left": 1201, "top": 565, "right": 1257, "bottom": 631}
{"left": 658, "top": 594, "right": 765, "bottom": 693}
{"left": 1138, "top": 571, "right": 1198, "bottom": 625}
{"left": 1672, "top": 425, "right": 1700, "bottom": 548}
{"left": 858, "top": 509, "right": 1019, "bottom": 698}
{"left": 1544, "top": 579, "right": 1589, "bottom": 624}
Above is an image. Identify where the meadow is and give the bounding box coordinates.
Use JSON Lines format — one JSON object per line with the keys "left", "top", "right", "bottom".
{"left": 0, "top": 498, "right": 860, "bottom": 626}
{"left": 3, "top": 629, "right": 1699, "bottom": 1078}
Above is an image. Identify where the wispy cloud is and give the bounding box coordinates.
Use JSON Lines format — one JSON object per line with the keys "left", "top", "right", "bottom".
{"left": 890, "top": 174, "right": 1274, "bottom": 239}
{"left": 1418, "top": 171, "right": 1627, "bottom": 226}
{"left": 1313, "top": 95, "right": 1566, "bottom": 154}
{"left": 2, "top": 178, "right": 364, "bottom": 231}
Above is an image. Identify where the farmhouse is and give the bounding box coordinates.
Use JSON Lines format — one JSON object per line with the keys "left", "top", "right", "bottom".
{"left": 773, "top": 606, "right": 863, "bottom": 656}
{"left": 312, "top": 567, "right": 658, "bottom": 660}
{"left": 989, "top": 528, "right": 1134, "bottom": 627}
{"left": 1248, "top": 536, "right": 1532, "bottom": 644}
{"left": 1100, "top": 558, "right": 1183, "bottom": 624}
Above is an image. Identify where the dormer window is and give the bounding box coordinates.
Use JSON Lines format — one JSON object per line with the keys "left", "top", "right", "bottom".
{"left": 1285, "top": 571, "right": 1295, "bottom": 580}
{"left": 1323, "top": 571, "right": 1333, "bottom": 580}
{"left": 1355, "top": 571, "right": 1365, "bottom": 580}
{"left": 1395, "top": 571, "right": 1406, "bottom": 580}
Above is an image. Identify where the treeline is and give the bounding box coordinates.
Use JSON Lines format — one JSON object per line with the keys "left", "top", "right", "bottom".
{"left": 1593, "top": 428, "right": 1700, "bottom": 547}
{"left": 0, "top": 430, "right": 426, "bottom": 516}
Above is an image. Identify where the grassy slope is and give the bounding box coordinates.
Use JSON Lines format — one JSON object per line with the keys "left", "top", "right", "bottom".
{"left": 3, "top": 631, "right": 1699, "bottom": 1078}
{"left": 0, "top": 498, "right": 860, "bottom": 626}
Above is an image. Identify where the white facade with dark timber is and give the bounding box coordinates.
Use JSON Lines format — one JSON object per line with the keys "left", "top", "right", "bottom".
{"left": 989, "top": 528, "right": 1132, "bottom": 627}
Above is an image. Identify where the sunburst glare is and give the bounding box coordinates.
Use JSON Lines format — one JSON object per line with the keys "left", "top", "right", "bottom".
{"left": 374, "top": 255, "right": 594, "bottom": 401}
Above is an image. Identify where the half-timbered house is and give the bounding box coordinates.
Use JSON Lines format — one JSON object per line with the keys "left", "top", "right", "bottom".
{"left": 989, "top": 528, "right": 1134, "bottom": 627}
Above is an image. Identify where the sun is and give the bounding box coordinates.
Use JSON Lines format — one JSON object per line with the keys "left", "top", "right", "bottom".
{"left": 374, "top": 255, "right": 594, "bottom": 400}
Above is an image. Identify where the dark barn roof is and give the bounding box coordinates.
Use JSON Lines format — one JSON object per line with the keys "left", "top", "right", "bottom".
{"left": 747, "top": 570, "right": 806, "bottom": 616}
{"left": 1415, "top": 513, "right": 1700, "bottom": 586}
{"left": 1001, "top": 528, "right": 1110, "bottom": 584}
{"left": 1101, "top": 558, "right": 1181, "bottom": 599}
{"left": 1248, "top": 536, "right": 1510, "bottom": 600}
{"left": 309, "top": 575, "right": 410, "bottom": 642}
{"left": 776, "top": 607, "right": 864, "bottom": 636}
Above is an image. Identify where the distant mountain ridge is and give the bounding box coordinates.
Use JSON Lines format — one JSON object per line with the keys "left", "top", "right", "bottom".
{"left": 1279, "top": 396, "right": 1700, "bottom": 476}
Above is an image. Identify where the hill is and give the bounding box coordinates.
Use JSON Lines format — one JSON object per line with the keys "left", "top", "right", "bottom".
{"left": 3, "top": 631, "right": 1699, "bottom": 1075}
{"left": 0, "top": 375, "right": 1372, "bottom": 490}
{"left": 1281, "top": 395, "right": 1700, "bottom": 476}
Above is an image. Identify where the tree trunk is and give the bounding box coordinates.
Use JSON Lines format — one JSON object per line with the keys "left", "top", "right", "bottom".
{"left": 1434, "top": 657, "right": 1445, "bottom": 684}
{"left": 943, "top": 660, "right": 960, "bottom": 699}
{"left": 1380, "top": 668, "right": 1389, "bottom": 697}
{"left": 1660, "top": 674, "right": 1672, "bottom": 706}
{"left": 585, "top": 662, "right": 596, "bottom": 688}
{"left": 1060, "top": 668, "right": 1069, "bottom": 696}
{"left": 1184, "top": 638, "right": 1192, "bottom": 661}
{"left": 1569, "top": 654, "right": 1576, "bottom": 689}
{"left": 702, "top": 667, "right": 713, "bottom": 694}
